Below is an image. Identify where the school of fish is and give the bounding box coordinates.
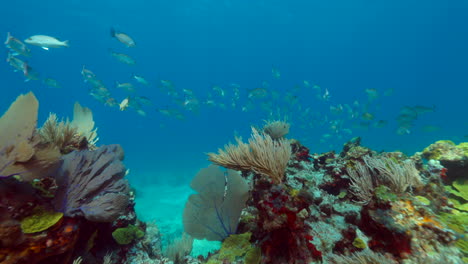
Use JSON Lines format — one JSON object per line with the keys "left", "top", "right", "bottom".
{"left": 4, "top": 29, "right": 441, "bottom": 149}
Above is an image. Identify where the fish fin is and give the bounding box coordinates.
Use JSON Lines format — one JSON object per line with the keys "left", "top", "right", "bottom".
{"left": 5, "top": 32, "right": 11, "bottom": 45}
{"left": 110, "top": 27, "right": 116, "bottom": 38}
{"left": 41, "top": 47, "right": 49, "bottom": 50}
{"left": 63, "top": 40, "right": 70, "bottom": 47}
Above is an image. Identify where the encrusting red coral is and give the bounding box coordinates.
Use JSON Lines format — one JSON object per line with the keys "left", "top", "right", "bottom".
{"left": 251, "top": 178, "right": 322, "bottom": 263}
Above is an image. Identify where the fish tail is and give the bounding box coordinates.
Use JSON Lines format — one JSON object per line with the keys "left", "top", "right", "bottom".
{"left": 22, "top": 62, "right": 29, "bottom": 77}
{"left": 110, "top": 27, "right": 116, "bottom": 38}
{"left": 63, "top": 40, "right": 70, "bottom": 47}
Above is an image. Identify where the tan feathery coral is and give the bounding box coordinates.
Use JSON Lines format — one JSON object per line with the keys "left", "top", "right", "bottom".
{"left": 39, "top": 102, "right": 98, "bottom": 154}
{"left": 208, "top": 127, "right": 291, "bottom": 184}
{"left": 39, "top": 113, "right": 82, "bottom": 154}
{"left": 347, "top": 155, "right": 425, "bottom": 204}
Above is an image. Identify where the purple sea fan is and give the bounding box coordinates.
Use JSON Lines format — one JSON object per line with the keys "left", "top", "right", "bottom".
{"left": 52, "top": 144, "right": 130, "bottom": 222}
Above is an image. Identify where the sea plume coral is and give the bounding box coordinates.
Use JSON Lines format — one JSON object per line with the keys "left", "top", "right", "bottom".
{"left": 39, "top": 102, "right": 98, "bottom": 154}
{"left": 39, "top": 113, "right": 84, "bottom": 154}
{"left": 52, "top": 144, "right": 130, "bottom": 222}
{"left": 208, "top": 127, "right": 291, "bottom": 184}
{"left": 326, "top": 250, "right": 397, "bottom": 264}
{"left": 347, "top": 155, "right": 424, "bottom": 204}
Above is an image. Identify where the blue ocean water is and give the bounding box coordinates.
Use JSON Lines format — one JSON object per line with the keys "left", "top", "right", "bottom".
{"left": 1, "top": 0, "right": 468, "bottom": 255}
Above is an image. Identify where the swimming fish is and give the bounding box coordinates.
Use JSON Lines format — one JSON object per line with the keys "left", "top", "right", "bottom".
{"left": 24, "top": 35, "right": 69, "bottom": 50}
{"left": 365, "top": 88, "right": 378, "bottom": 101}
{"left": 374, "top": 120, "right": 388, "bottom": 128}
{"left": 5, "top": 32, "right": 31, "bottom": 57}
{"left": 361, "top": 112, "right": 375, "bottom": 121}
{"left": 23, "top": 64, "right": 40, "bottom": 82}
{"left": 272, "top": 67, "right": 281, "bottom": 79}
{"left": 110, "top": 51, "right": 136, "bottom": 65}
{"left": 119, "top": 97, "right": 130, "bottom": 111}
{"left": 134, "top": 96, "right": 152, "bottom": 106}
{"left": 6, "top": 53, "right": 26, "bottom": 72}
{"left": 132, "top": 74, "right": 149, "bottom": 85}
{"left": 248, "top": 88, "right": 267, "bottom": 99}
{"left": 110, "top": 28, "right": 136, "bottom": 47}
{"left": 43, "top": 78, "right": 61, "bottom": 88}
{"left": 115, "top": 82, "right": 136, "bottom": 92}
{"left": 81, "top": 66, "right": 96, "bottom": 81}
{"left": 212, "top": 86, "right": 225, "bottom": 97}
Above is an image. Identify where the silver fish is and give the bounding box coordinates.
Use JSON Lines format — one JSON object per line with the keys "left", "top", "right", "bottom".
{"left": 5, "top": 32, "right": 31, "bottom": 57}
{"left": 132, "top": 74, "right": 149, "bottom": 85}
{"left": 110, "top": 51, "right": 136, "bottom": 65}
{"left": 24, "top": 35, "right": 69, "bottom": 50}
{"left": 111, "top": 28, "right": 136, "bottom": 47}
{"left": 43, "top": 78, "right": 61, "bottom": 88}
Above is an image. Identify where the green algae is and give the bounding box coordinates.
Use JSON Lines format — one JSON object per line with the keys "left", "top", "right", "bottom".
{"left": 112, "top": 224, "right": 144, "bottom": 245}
{"left": 439, "top": 211, "right": 468, "bottom": 234}
{"left": 375, "top": 185, "right": 398, "bottom": 203}
{"left": 207, "top": 232, "right": 260, "bottom": 264}
{"left": 245, "top": 246, "right": 261, "bottom": 264}
{"left": 415, "top": 196, "right": 431, "bottom": 206}
{"left": 20, "top": 207, "right": 63, "bottom": 234}
{"left": 453, "top": 179, "right": 468, "bottom": 201}
{"left": 352, "top": 237, "right": 367, "bottom": 249}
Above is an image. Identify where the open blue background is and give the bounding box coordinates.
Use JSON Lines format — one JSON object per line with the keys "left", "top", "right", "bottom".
{"left": 1, "top": 0, "right": 467, "bottom": 186}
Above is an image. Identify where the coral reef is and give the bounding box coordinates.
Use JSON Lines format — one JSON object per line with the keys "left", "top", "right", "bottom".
{"left": 198, "top": 128, "right": 468, "bottom": 263}
{"left": 419, "top": 140, "right": 467, "bottom": 181}
{"left": 1, "top": 92, "right": 467, "bottom": 264}
{"left": 0, "top": 93, "right": 137, "bottom": 264}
